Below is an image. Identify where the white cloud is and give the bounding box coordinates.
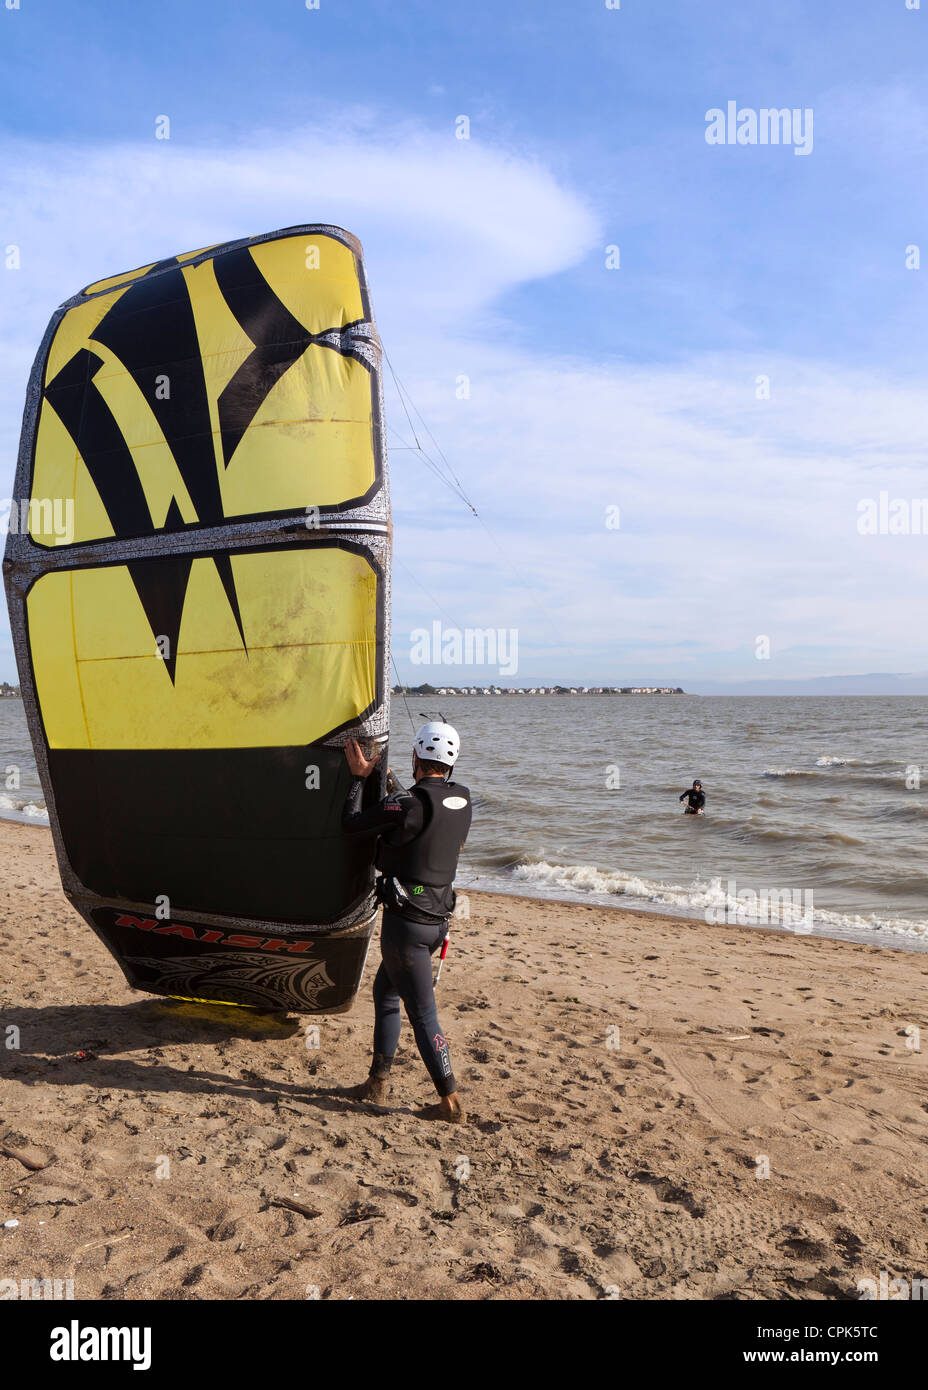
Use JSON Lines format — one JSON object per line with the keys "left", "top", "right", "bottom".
{"left": 387, "top": 347, "right": 928, "bottom": 682}
{"left": 0, "top": 119, "right": 599, "bottom": 510}
{"left": 0, "top": 122, "right": 923, "bottom": 684}
{"left": 0, "top": 121, "right": 600, "bottom": 351}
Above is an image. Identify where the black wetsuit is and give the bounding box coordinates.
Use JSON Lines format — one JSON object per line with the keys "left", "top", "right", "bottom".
{"left": 342, "top": 775, "right": 472, "bottom": 1096}
{"left": 679, "top": 786, "right": 706, "bottom": 814}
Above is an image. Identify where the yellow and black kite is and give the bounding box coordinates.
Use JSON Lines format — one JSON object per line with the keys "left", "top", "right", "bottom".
{"left": 3, "top": 225, "right": 390, "bottom": 1012}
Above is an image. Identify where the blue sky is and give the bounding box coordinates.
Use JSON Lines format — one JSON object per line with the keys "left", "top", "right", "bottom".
{"left": 2, "top": 0, "right": 927, "bottom": 689}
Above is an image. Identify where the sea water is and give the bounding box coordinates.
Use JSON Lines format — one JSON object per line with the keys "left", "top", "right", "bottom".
{"left": 3, "top": 693, "right": 927, "bottom": 953}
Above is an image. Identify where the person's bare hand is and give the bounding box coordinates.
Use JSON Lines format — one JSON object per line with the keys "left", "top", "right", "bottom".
{"left": 345, "top": 737, "right": 382, "bottom": 778}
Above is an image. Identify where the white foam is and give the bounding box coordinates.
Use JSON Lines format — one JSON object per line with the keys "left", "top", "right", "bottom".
{"left": 0, "top": 794, "right": 49, "bottom": 826}
{"left": 508, "top": 859, "right": 928, "bottom": 945}
{"left": 815, "top": 756, "right": 851, "bottom": 767}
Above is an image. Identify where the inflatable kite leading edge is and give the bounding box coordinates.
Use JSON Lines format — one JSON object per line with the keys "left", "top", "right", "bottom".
{"left": 3, "top": 224, "right": 391, "bottom": 1013}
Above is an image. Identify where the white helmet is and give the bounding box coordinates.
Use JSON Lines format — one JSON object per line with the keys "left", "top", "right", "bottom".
{"left": 413, "top": 720, "right": 460, "bottom": 768}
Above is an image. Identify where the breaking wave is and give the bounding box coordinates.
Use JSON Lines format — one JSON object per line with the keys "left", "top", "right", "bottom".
{"left": 0, "top": 793, "right": 49, "bottom": 825}
{"left": 504, "top": 860, "right": 928, "bottom": 945}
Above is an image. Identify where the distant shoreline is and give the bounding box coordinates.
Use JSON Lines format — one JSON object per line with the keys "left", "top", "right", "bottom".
{"left": 393, "top": 685, "right": 686, "bottom": 696}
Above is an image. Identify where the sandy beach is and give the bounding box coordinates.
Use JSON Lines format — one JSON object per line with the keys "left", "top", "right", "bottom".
{"left": 0, "top": 817, "right": 925, "bottom": 1301}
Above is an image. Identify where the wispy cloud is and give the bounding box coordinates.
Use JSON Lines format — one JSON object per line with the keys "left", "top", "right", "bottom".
{"left": 0, "top": 121, "right": 600, "bottom": 347}
{"left": 1, "top": 120, "right": 924, "bottom": 686}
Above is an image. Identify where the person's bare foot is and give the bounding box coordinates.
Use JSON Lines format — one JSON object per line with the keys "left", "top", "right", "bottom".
{"left": 417, "top": 1092, "right": 465, "bottom": 1124}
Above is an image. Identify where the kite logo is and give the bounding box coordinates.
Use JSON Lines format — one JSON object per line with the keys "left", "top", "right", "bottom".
{"left": 41, "top": 252, "right": 316, "bottom": 679}
{"left": 113, "top": 913, "right": 320, "bottom": 955}
{"left": 33, "top": 238, "right": 377, "bottom": 684}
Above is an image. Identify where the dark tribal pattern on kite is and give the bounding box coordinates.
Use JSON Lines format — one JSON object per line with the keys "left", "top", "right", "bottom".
{"left": 3, "top": 225, "right": 391, "bottom": 1012}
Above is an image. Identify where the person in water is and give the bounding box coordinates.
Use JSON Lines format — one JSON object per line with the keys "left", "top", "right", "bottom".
{"left": 341, "top": 720, "right": 472, "bottom": 1123}
{"left": 679, "top": 779, "right": 706, "bottom": 814}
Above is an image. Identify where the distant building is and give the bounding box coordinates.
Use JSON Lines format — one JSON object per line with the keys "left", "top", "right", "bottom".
{"left": 390, "top": 682, "right": 685, "bottom": 697}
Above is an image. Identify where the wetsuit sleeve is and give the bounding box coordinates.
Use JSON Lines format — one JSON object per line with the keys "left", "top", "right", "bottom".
{"left": 341, "top": 777, "right": 423, "bottom": 838}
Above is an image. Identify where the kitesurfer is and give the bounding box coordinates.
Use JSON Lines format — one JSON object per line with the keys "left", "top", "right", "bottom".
{"left": 341, "top": 721, "right": 472, "bottom": 1123}
{"left": 679, "top": 779, "right": 706, "bottom": 815}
